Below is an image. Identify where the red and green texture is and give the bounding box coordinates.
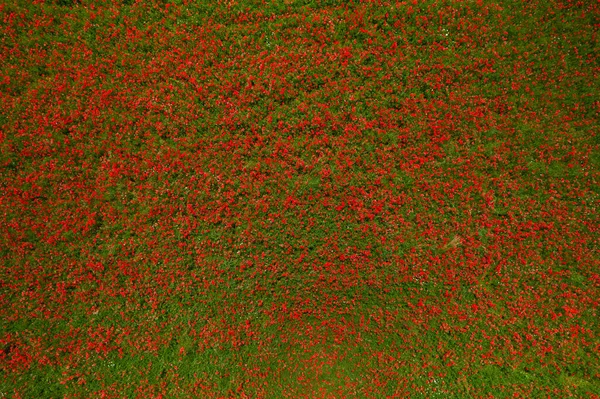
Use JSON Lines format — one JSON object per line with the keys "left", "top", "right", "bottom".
{"left": 1, "top": 0, "right": 599, "bottom": 397}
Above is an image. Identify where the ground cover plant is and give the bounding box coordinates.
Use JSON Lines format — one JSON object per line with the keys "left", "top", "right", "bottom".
{"left": 1, "top": 0, "right": 599, "bottom": 397}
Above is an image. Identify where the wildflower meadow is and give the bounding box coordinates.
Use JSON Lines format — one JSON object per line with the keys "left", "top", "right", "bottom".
{"left": 1, "top": 0, "right": 598, "bottom": 397}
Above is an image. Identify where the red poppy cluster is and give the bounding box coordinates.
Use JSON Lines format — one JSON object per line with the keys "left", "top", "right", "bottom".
{"left": 1, "top": 0, "right": 598, "bottom": 397}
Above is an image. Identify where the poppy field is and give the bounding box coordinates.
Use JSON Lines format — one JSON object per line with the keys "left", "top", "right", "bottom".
{"left": 1, "top": 0, "right": 599, "bottom": 397}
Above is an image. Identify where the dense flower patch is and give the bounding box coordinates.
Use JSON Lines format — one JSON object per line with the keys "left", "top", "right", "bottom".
{"left": 1, "top": 0, "right": 598, "bottom": 397}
